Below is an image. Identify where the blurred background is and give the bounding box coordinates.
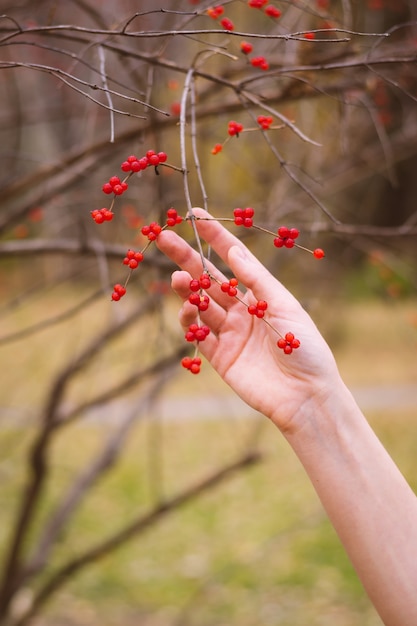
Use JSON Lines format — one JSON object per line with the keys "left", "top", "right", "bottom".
{"left": 0, "top": 1, "right": 416, "bottom": 624}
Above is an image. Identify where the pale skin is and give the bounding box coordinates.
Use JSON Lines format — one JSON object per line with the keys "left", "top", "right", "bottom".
{"left": 156, "top": 208, "right": 417, "bottom": 625}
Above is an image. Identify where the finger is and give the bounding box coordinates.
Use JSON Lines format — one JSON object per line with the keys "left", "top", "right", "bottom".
{"left": 157, "top": 229, "right": 228, "bottom": 286}
{"left": 158, "top": 229, "right": 243, "bottom": 310}
{"left": 227, "top": 245, "right": 310, "bottom": 323}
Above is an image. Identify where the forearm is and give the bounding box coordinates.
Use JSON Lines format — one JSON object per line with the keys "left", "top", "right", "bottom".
{"left": 282, "top": 378, "right": 417, "bottom": 626}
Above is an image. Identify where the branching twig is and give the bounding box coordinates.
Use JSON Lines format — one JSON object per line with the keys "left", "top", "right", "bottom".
{"left": 16, "top": 450, "right": 262, "bottom": 626}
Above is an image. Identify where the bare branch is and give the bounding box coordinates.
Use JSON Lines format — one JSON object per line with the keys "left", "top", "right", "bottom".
{"left": 17, "top": 450, "right": 262, "bottom": 626}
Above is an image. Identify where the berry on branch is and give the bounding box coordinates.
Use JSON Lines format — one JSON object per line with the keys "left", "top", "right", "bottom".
{"left": 211, "top": 143, "right": 223, "bottom": 155}
{"left": 185, "top": 324, "right": 211, "bottom": 342}
{"left": 273, "top": 226, "right": 300, "bottom": 248}
{"left": 240, "top": 41, "right": 253, "bottom": 55}
{"left": 250, "top": 56, "right": 269, "bottom": 70}
{"left": 111, "top": 283, "right": 127, "bottom": 301}
{"left": 248, "top": 300, "right": 268, "bottom": 318}
{"left": 181, "top": 356, "right": 202, "bottom": 374}
{"left": 277, "top": 332, "right": 301, "bottom": 354}
{"left": 220, "top": 278, "right": 238, "bottom": 297}
{"left": 233, "top": 207, "right": 254, "bottom": 227}
{"left": 248, "top": 0, "right": 268, "bottom": 8}
{"left": 265, "top": 5, "right": 282, "bottom": 18}
{"left": 220, "top": 17, "right": 234, "bottom": 30}
{"left": 257, "top": 115, "right": 274, "bottom": 129}
{"left": 228, "top": 120, "right": 244, "bottom": 136}
{"left": 123, "top": 249, "right": 144, "bottom": 269}
{"left": 207, "top": 5, "right": 224, "bottom": 19}
{"left": 166, "top": 207, "right": 182, "bottom": 227}
{"left": 91, "top": 208, "right": 114, "bottom": 223}
{"left": 141, "top": 222, "right": 162, "bottom": 241}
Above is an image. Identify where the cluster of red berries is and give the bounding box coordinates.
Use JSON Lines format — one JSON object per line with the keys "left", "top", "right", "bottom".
{"left": 248, "top": 0, "right": 282, "bottom": 18}
{"left": 121, "top": 150, "right": 167, "bottom": 173}
{"left": 220, "top": 278, "right": 238, "bottom": 296}
{"left": 257, "top": 115, "right": 274, "bottom": 130}
{"left": 277, "top": 332, "right": 301, "bottom": 354}
{"left": 233, "top": 207, "right": 254, "bottom": 227}
{"left": 189, "top": 292, "right": 210, "bottom": 311}
{"left": 123, "top": 249, "right": 144, "bottom": 269}
{"left": 274, "top": 226, "right": 300, "bottom": 248}
{"left": 185, "top": 323, "right": 211, "bottom": 342}
{"left": 250, "top": 56, "right": 270, "bottom": 71}
{"left": 141, "top": 222, "right": 163, "bottom": 241}
{"left": 166, "top": 207, "right": 183, "bottom": 227}
{"left": 111, "top": 283, "right": 127, "bottom": 301}
{"left": 248, "top": 299, "right": 268, "bottom": 318}
{"left": 189, "top": 274, "right": 212, "bottom": 291}
{"left": 181, "top": 356, "right": 202, "bottom": 374}
{"left": 212, "top": 115, "right": 275, "bottom": 155}
{"left": 228, "top": 121, "right": 244, "bottom": 137}
{"left": 206, "top": 5, "right": 234, "bottom": 31}
{"left": 91, "top": 207, "right": 114, "bottom": 224}
{"left": 188, "top": 274, "right": 212, "bottom": 310}
{"left": 102, "top": 176, "right": 128, "bottom": 196}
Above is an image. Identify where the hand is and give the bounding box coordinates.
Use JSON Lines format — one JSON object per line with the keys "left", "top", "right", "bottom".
{"left": 157, "top": 208, "right": 341, "bottom": 433}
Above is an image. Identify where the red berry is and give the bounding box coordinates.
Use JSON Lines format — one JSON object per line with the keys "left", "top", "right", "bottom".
{"left": 251, "top": 56, "right": 269, "bottom": 70}
{"left": 240, "top": 41, "right": 253, "bottom": 54}
{"left": 148, "top": 153, "right": 160, "bottom": 166}
{"left": 190, "top": 362, "right": 201, "bottom": 374}
{"left": 265, "top": 5, "right": 281, "bottom": 17}
{"left": 228, "top": 121, "right": 244, "bottom": 136}
{"left": 113, "top": 184, "right": 124, "bottom": 195}
{"left": 304, "top": 32, "right": 315, "bottom": 39}
{"left": 102, "top": 183, "right": 113, "bottom": 194}
{"left": 111, "top": 283, "right": 126, "bottom": 301}
{"left": 277, "top": 332, "right": 300, "bottom": 354}
{"left": 141, "top": 222, "right": 162, "bottom": 240}
{"left": 257, "top": 115, "right": 273, "bottom": 129}
{"left": 199, "top": 273, "right": 211, "bottom": 289}
{"left": 181, "top": 356, "right": 193, "bottom": 369}
{"left": 189, "top": 293, "right": 202, "bottom": 306}
{"left": 207, "top": 5, "right": 224, "bottom": 18}
{"left": 220, "top": 17, "right": 234, "bottom": 30}
{"left": 313, "top": 248, "right": 325, "bottom": 259}
{"left": 189, "top": 279, "right": 200, "bottom": 292}
{"left": 131, "top": 160, "right": 142, "bottom": 172}
{"left": 278, "top": 226, "right": 290, "bottom": 238}
{"left": 211, "top": 143, "right": 223, "bottom": 155}
{"left": 92, "top": 210, "right": 104, "bottom": 224}
{"left": 248, "top": 0, "right": 268, "bottom": 7}
{"left": 157, "top": 151, "right": 167, "bottom": 163}
{"left": 91, "top": 208, "right": 114, "bottom": 223}
{"left": 248, "top": 299, "right": 268, "bottom": 317}
{"left": 185, "top": 324, "right": 210, "bottom": 342}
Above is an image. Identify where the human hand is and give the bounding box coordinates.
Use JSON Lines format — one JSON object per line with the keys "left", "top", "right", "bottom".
{"left": 157, "top": 208, "right": 342, "bottom": 434}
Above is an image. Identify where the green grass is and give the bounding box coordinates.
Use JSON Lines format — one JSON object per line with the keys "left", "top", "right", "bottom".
{"left": 0, "top": 287, "right": 416, "bottom": 625}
